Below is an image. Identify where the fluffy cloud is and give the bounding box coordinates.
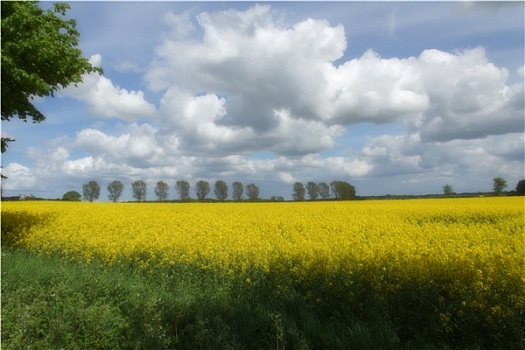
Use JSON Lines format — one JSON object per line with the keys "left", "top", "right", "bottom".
{"left": 359, "top": 132, "right": 524, "bottom": 192}
{"left": 2, "top": 163, "right": 36, "bottom": 190}
{"left": 74, "top": 124, "right": 165, "bottom": 167}
{"left": 61, "top": 55, "right": 156, "bottom": 119}
{"left": 4, "top": 4, "right": 522, "bottom": 199}
{"left": 416, "top": 47, "right": 523, "bottom": 141}
{"left": 146, "top": 5, "right": 523, "bottom": 158}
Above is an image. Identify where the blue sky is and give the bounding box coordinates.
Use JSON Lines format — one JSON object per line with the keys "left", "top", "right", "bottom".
{"left": 2, "top": 1, "right": 524, "bottom": 200}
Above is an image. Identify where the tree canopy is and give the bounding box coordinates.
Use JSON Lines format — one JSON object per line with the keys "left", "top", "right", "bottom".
{"left": 195, "top": 180, "right": 210, "bottom": 201}
{"left": 330, "top": 181, "right": 356, "bottom": 200}
{"left": 107, "top": 180, "right": 124, "bottom": 202}
{"left": 492, "top": 177, "right": 507, "bottom": 195}
{"left": 155, "top": 181, "right": 169, "bottom": 201}
{"left": 176, "top": 180, "right": 191, "bottom": 201}
{"left": 214, "top": 180, "right": 228, "bottom": 201}
{"left": 82, "top": 181, "right": 100, "bottom": 202}
{"left": 1, "top": 1, "right": 101, "bottom": 152}
{"left": 62, "top": 190, "right": 81, "bottom": 201}
{"left": 131, "top": 180, "right": 147, "bottom": 201}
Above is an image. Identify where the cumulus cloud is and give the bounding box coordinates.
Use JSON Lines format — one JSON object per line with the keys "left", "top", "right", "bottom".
{"left": 74, "top": 124, "right": 165, "bottom": 168}
{"left": 61, "top": 55, "right": 156, "bottom": 119}
{"left": 5, "top": 4, "right": 522, "bottom": 199}
{"left": 359, "top": 132, "right": 524, "bottom": 189}
{"left": 416, "top": 47, "right": 523, "bottom": 141}
{"left": 145, "top": 5, "right": 523, "bottom": 158}
{"left": 2, "top": 163, "right": 36, "bottom": 190}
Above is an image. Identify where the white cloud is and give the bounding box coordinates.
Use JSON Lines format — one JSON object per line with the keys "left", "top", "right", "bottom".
{"left": 147, "top": 5, "right": 523, "bottom": 159}
{"left": 416, "top": 47, "right": 523, "bottom": 141}
{"left": 74, "top": 124, "right": 165, "bottom": 168}
{"left": 4, "top": 3, "right": 522, "bottom": 199}
{"left": 61, "top": 55, "right": 156, "bottom": 120}
{"left": 2, "top": 163, "right": 37, "bottom": 190}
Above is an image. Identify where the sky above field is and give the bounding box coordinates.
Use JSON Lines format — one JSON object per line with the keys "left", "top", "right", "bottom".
{"left": 2, "top": 1, "right": 524, "bottom": 200}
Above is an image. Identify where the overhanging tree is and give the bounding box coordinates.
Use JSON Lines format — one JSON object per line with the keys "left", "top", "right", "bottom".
{"left": 1, "top": 1, "right": 102, "bottom": 152}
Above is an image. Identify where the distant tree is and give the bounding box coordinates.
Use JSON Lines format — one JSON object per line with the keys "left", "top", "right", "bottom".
{"left": 306, "top": 182, "right": 319, "bottom": 200}
{"left": 493, "top": 177, "right": 507, "bottom": 195}
{"left": 82, "top": 181, "right": 100, "bottom": 202}
{"left": 318, "top": 182, "right": 330, "bottom": 199}
{"left": 176, "top": 180, "right": 191, "bottom": 201}
{"left": 246, "top": 183, "right": 260, "bottom": 201}
{"left": 155, "top": 181, "right": 169, "bottom": 201}
{"left": 516, "top": 179, "right": 525, "bottom": 195}
{"left": 292, "top": 182, "right": 305, "bottom": 201}
{"left": 62, "top": 190, "right": 81, "bottom": 201}
{"left": 271, "top": 196, "right": 285, "bottom": 201}
{"left": 443, "top": 184, "right": 455, "bottom": 196}
{"left": 132, "top": 180, "right": 147, "bottom": 201}
{"left": 232, "top": 181, "right": 244, "bottom": 201}
{"left": 214, "top": 180, "right": 228, "bottom": 201}
{"left": 107, "top": 180, "right": 124, "bottom": 202}
{"left": 1, "top": 1, "right": 102, "bottom": 153}
{"left": 195, "top": 180, "right": 210, "bottom": 201}
{"left": 330, "top": 181, "right": 356, "bottom": 200}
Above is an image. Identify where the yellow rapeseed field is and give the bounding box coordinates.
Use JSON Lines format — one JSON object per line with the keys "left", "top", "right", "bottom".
{"left": 2, "top": 197, "right": 522, "bottom": 273}
{"left": 2, "top": 197, "right": 524, "bottom": 339}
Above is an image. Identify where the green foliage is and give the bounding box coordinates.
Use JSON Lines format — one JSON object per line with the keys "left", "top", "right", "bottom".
{"left": 232, "top": 181, "right": 244, "bottom": 201}
{"left": 155, "top": 181, "right": 169, "bottom": 201}
{"left": 516, "top": 179, "right": 525, "bottom": 195}
{"left": 1, "top": 1, "right": 101, "bottom": 149}
{"left": 195, "top": 180, "right": 210, "bottom": 201}
{"left": 131, "top": 180, "right": 147, "bottom": 201}
{"left": 492, "top": 177, "right": 507, "bottom": 195}
{"left": 443, "top": 184, "right": 455, "bottom": 196}
{"left": 293, "top": 182, "right": 306, "bottom": 201}
{"left": 306, "top": 182, "right": 319, "bottom": 200}
{"left": 3, "top": 247, "right": 523, "bottom": 349}
{"left": 330, "top": 180, "right": 356, "bottom": 200}
{"left": 214, "top": 180, "right": 228, "bottom": 201}
{"left": 246, "top": 183, "right": 259, "bottom": 201}
{"left": 175, "top": 180, "right": 191, "bottom": 201}
{"left": 107, "top": 180, "right": 124, "bottom": 202}
{"left": 62, "top": 190, "right": 81, "bottom": 201}
{"left": 318, "top": 182, "right": 330, "bottom": 199}
{"left": 82, "top": 180, "right": 100, "bottom": 202}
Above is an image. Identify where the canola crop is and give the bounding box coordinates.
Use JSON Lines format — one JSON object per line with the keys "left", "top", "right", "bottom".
{"left": 2, "top": 197, "right": 524, "bottom": 343}
{"left": 3, "top": 198, "right": 522, "bottom": 273}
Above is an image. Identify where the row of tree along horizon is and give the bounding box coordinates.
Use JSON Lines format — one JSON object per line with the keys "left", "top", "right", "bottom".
{"left": 63, "top": 180, "right": 357, "bottom": 202}
{"left": 9, "top": 177, "right": 522, "bottom": 203}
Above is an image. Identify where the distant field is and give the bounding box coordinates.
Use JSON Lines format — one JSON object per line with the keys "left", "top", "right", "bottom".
{"left": 2, "top": 197, "right": 524, "bottom": 349}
